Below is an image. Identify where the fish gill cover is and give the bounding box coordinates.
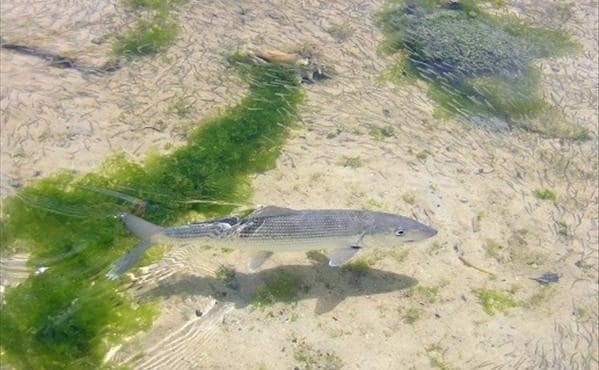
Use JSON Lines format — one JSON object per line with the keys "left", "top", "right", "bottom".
{"left": 0, "top": 55, "right": 303, "bottom": 369}
{"left": 376, "top": 0, "right": 587, "bottom": 139}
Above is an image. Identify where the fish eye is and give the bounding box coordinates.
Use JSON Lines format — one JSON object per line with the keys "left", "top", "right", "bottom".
{"left": 394, "top": 229, "right": 405, "bottom": 236}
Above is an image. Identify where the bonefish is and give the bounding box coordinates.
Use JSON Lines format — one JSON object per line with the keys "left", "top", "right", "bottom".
{"left": 106, "top": 206, "right": 437, "bottom": 279}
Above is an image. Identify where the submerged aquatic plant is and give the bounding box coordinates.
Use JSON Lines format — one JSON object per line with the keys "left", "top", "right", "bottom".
{"left": 377, "top": 0, "right": 586, "bottom": 139}
{"left": 474, "top": 288, "right": 518, "bottom": 315}
{"left": 113, "top": 0, "right": 184, "bottom": 58}
{"left": 293, "top": 341, "right": 344, "bottom": 370}
{"left": 533, "top": 188, "right": 557, "bottom": 201}
{"left": 128, "top": 0, "right": 187, "bottom": 11}
{"left": 0, "top": 56, "right": 303, "bottom": 369}
{"left": 251, "top": 273, "right": 303, "bottom": 308}
{"left": 114, "top": 16, "right": 178, "bottom": 57}
{"left": 340, "top": 259, "right": 371, "bottom": 277}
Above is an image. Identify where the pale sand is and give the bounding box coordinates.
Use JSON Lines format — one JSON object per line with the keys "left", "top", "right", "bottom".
{"left": 1, "top": 0, "right": 597, "bottom": 369}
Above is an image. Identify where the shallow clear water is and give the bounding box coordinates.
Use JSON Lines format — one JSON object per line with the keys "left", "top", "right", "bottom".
{"left": 1, "top": 1, "right": 597, "bottom": 369}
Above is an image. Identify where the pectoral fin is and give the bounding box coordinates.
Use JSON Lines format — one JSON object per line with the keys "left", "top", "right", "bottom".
{"left": 328, "top": 247, "right": 361, "bottom": 267}
{"left": 247, "top": 251, "right": 273, "bottom": 272}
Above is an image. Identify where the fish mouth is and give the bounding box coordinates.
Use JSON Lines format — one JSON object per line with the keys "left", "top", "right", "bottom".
{"left": 402, "top": 226, "right": 437, "bottom": 242}
{"left": 420, "top": 225, "right": 438, "bottom": 239}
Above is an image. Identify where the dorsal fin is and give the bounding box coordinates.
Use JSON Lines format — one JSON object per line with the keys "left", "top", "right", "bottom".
{"left": 249, "top": 206, "right": 296, "bottom": 218}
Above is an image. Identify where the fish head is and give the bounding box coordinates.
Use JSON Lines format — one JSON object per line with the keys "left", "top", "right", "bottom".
{"left": 371, "top": 213, "right": 437, "bottom": 243}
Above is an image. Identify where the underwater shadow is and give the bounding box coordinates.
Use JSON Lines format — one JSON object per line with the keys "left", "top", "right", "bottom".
{"left": 139, "top": 254, "right": 417, "bottom": 315}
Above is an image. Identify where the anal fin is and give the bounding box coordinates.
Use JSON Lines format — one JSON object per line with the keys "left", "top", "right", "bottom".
{"left": 247, "top": 251, "right": 273, "bottom": 272}
{"left": 328, "top": 246, "right": 361, "bottom": 267}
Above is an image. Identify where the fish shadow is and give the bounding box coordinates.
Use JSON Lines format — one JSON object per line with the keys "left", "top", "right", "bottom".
{"left": 139, "top": 254, "right": 418, "bottom": 314}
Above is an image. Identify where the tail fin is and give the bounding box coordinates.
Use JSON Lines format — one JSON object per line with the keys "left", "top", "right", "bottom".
{"left": 106, "top": 213, "right": 163, "bottom": 280}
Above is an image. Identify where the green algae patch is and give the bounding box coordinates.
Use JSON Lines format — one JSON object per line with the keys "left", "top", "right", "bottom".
{"left": 0, "top": 58, "right": 303, "bottom": 369}
{"left": 400, "top": 306, "right": 423, "bottom": 324}
{"left": 405, "top": 285, "right": 439, "bottom": 304}
{"left": 474, "top": 288, "right": 518, "bottom": 315}
{"left": 369, "top": 125, "right": 395, "bottom": 141}
{"left": 340, "top": 259, "right": 371, "bottom": 277}
{"left": 293, "top": 341, "right": 344, "bottom": 370}
{"left": 215, "top": 265, "right": 239, "bottom": 290}
{"left": 425, "top": 342, "right": 456, "bottom": 370}
{"left": 376, "top": 0, "right": 586, "bottom": 139}
{"left": 114, "top": 16, "right": 178, "bottom": 57}
{"left": 0, "top": 275, "right": 158, "bottom": 370}
{"left": 533, "top": 188, "right": 557, "bottom": 201}
{"left": 251, "top": 273, "right": 303, "bottom": 308}
{"left": 113, "top": 0, "right": 184, "bottom": 58}
{"left": 128, "top": 0, "right": 187, "bottom": 11}
{"left": 339, "top": 156, "right": 363, "bottom": 168}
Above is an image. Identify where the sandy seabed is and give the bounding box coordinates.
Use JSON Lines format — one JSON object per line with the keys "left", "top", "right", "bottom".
{"left": 1, "top": 0, "right": 597, "bottom": 369}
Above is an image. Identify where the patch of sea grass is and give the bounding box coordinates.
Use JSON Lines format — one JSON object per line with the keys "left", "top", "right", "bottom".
{"left": 0, "top": 57, "right": 303, "bottom": 369}
{"left": 113, "top": 0, "right": 186, "bottom": 58}
{"left": 376, "top": 0, "right": 586, "bottom": 139}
